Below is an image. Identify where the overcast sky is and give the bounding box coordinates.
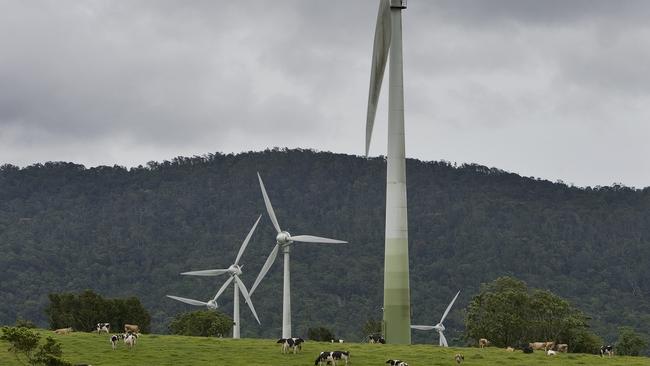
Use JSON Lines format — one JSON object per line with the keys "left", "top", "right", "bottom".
{"left": 1, "top": 1, "right": 650, "bottom": 188}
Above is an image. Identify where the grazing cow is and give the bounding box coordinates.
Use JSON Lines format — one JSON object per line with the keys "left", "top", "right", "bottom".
{"left": 331, "top": 338, "right": 344, "bottom": 343}
{"left": 96, "top": 323, "right": 110, "bottom": 334}
{"left": 292, "top": 337, "right": 304, "bottom": 352}
{"left": 529, "top": 341, "right": 554, "bottom": 351}
{"left": 277, "top": 338, "right": 304, "bottom": 354}
{"left": 600, "top": 345, "right": 614, "bottom": 357}
{"left": 369, "top": 334, "right": 385, "bottom": 344}
{"left": 54, "top": 327, "right": 73, "bottom": 335}
{"left": 386, "top": 360, "right": 408, "bottom": 366}
{"left": 110, "top": 334, "right": 124, "bottom": 350}
{"left": 124, "top": 333, "right": 137, "bottom": 350}
{"left": 478, "top": 338, "right": 490, "bottom": 348}
{"left": 454, "top": 353, "right": 464, "bottom": 364}
{"left": 547, "top": 350, "right": 557, "bottom": 356}
{"left": 314, "top": 351, "right": 350, "bottom": 366}
{"left": 505, "top": 347, "right": 515, "bottom": 352}
{"left": 556, "top": 343, "right": 568, "bottom": 353}
{"left": 124, "top": 324, "right": 140, "bottom": 334}
{"left": 518, "top": 343, "right": 534, "bottom": 354}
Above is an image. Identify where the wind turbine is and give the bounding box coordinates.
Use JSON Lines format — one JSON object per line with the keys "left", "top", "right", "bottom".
{"left": 250, "top": 172, "right": 347, "bottom": 339}
{"left": 365, "top": 0, "right": 411, "bottom": 344}
{"left": 411, "top": 290, "right": 461, "bottom": 347}
{"left": 166, "top": 216, "right": 262, "bottom": 339}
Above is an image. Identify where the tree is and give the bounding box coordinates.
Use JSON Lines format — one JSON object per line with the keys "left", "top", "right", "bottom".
{"left": 0, "top": 326, "right": 71, "bottom": 366}
{"left": 307, "top": 327, "right": 335, "bottom": 341}
{"left": 465, "top": 276, "right": 591, "bottom": 349}
{"left": 362, "top": 318, "right": 382, "bottom": 336}
{"left": 45, "top": 290, "right": 151, "bottom": 333}
{"left": 168, "top": 310, "right": 232, "bottom": 337}
{"left": 616, "top": 326, "right": 648, "bottom": 356}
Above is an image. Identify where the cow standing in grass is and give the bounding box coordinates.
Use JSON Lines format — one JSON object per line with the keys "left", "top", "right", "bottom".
{"left": 124, "top": 333, "right": 137, "bottom": 350}
{"left": 600, "top": 345, "right": 614, "bottom": 357}
{"left": 386, "top": 359, "right": 408, "bottom": 366}
{"left": 96, "top": 323, "right": 110, "bottom": 334}
{"left": 315, "top": 351, "right": 350, "bottom": 366}
{"left": 110, "top": 334, "right": 124, "bottom": 350}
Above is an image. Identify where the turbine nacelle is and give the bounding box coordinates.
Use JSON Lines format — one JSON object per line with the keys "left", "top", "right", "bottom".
{"left": 434, "top": 323, "right": 444, "bottom": 332}
{"left": 207, "top": 299, "right": 218, "bottom": 309}
{"left": 276, "top": 231, "right": 292, "bottom": 246}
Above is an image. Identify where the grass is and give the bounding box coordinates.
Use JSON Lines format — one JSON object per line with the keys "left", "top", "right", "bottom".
{"left": 1, "top": 331, "right": 649, "bottom": 366}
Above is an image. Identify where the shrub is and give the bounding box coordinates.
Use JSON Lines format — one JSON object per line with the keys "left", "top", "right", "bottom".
{"left": 168, "top": 310, "right": 232, "bottom": 337}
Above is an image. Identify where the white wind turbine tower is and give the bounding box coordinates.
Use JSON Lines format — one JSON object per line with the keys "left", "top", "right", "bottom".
{"left": 411, "top": 290, "right": 461, "bottom": 347}
{"left": 250, "top": 173, "right": 347, "bottom": 339}
{"left": 166, "top": 216, "right": 262, "bottom": 339}
{"left": 365, "top": 0, "right": 411, "bottom": 344}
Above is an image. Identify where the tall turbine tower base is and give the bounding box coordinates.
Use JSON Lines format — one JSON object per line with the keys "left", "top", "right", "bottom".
{"left": 282, "top": 245, "right": 292, "bottom": 339}
{"left": 383, "top": 0, "right": 411, "bottom": 344}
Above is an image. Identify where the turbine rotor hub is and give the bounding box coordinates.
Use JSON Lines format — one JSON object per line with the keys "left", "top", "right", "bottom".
{"left": 276, "top": 231, "right": 292, "bottom": 246}
{"left": 229, "top": 264, "right": 242, "bottom": 276}
{"left": 207, "top": 300, "right": 218, "bottom": 309}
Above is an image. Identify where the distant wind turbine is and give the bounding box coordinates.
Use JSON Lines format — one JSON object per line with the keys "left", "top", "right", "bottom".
{"left": 250, "top": 173, "right": 347, "bottom": 339}
{"left": 411, "top": 291, "right": 461, "bottom": 347}
{"left": 166, "top": 216, "right": 262, "bottom": 339}
{"left": 365, "top": 0, "right": 411, "bottom": 344}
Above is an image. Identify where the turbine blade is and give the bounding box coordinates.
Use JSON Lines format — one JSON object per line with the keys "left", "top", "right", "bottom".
{"left": 235, "top": 215, "right": 262, "bottom": 265}
{"left": 365, "top": 0, "right": 391, "bottom": 157}
{"left": 250, "top": 244, "right": 280, "bottom": 295}
{"left": 257, "top": 172, "right": 282, "bottom": 233}
{"left": 234, "top": 276, "right": 261, "bottom": 325}
{"left": 213, "top": 276, "right": 235, "bottom": 302}
{"left": 439, "top": 290, "right": 461, "bottom": 324}
{"left": 290, "top": 235, "right": 347, "bottom": 244}
{"left": 411, "top": 325, "right": 435, "bottom": 331}
{"left": 166, "top": 295, "right": 208, "bottom": 307}
{"left": 439, "top": 331, "right": 448, "bottom": 347}
{"left": 181, "top": 269, "right": 229, "bottom": 277}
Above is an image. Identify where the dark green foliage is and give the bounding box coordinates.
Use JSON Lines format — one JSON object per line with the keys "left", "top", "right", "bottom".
{"left": 307, "top": 326, "right": 335, "bottom": 341}
{"left": 617, "top": 326, "right": 648, "bottom": 356}
{"left": 45, "top": 290, "right": 150, "bottom": 333}
{"left": 15, "top": 319, "right": 37, "bottom": 329}
{"left": 465, "top": 277, "right": 591, "bottom": 350}
{"left": 168, "top": 310, "right": 232, "bottom": 337}
{"left": 0, "top": 326, "right": 70, "bottom": 366}
{"left": 361, "top": 319, "right": 382, "bottom": 336}
{"left": 0, "top": 149, "right": 649, "bottom": 353}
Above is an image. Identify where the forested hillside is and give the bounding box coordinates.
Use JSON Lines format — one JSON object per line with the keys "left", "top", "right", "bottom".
{"left": 1, "top": 149, "right": 649, "bottom": 346}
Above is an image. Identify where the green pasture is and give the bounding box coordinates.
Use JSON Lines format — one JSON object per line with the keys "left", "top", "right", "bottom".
{"left": 1, "top": 331, "right": 648, "bottom": 366}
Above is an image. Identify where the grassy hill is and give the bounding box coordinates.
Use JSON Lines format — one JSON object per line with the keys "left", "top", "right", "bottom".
{"left": 1, "top": 331, "right": 648, "bottom": 366}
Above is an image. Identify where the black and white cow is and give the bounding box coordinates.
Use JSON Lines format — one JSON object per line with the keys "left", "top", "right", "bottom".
{"left": 600, "top": 345, "right": 614, "bottom": 357}
{"left": 124, "top": 332, "right": 137, "bottom": 350}
{"left": 314, "top": 351, "right": 350, "bottom": 366}
{"left": 277, "top": 338, "right": 304, "bottom": 354}
{"left": 369, "top": 334, "right": 386, "bottom": 344}
{"left": 96, "top": 323, "right": 110, "bottom": 334}
{"left": 386, "top": 359, "right": 408, "bottom": 366}
{"left": 110, "top": 334, "right": 124, "bottom": 350}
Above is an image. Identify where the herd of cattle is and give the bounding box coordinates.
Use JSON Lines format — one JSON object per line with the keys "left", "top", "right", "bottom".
{"left": 49, "top": 325, "right": 619, "bottom": 362}
{"left": 478, "top": 337, "right": 616, "bottom": 358}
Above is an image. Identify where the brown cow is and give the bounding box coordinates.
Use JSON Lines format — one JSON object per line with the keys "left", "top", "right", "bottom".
{"left": 479, "top": 338, "right": 490, "bottom": 348}
{"left": 556, "top": 343, "right": 568, "bottom": 353}
{"left": 530, "top": 341, "right": 554, "bottom": 351}
{"left": 124, "top": 324, "right": 140, "bottom": 334}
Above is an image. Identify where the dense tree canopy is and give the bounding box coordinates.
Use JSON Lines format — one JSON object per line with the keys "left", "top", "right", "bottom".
{"left": 465, "top": 277, "right": 594, "bottom": 351}
{"left": 168, "top": 310, "right": 232, "bottom": 337}
{"left": 0, "top": 149, "right": 649, "bottom": 353}
{"left": 45, "top": 290, "right": 150, "bottom": 333}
